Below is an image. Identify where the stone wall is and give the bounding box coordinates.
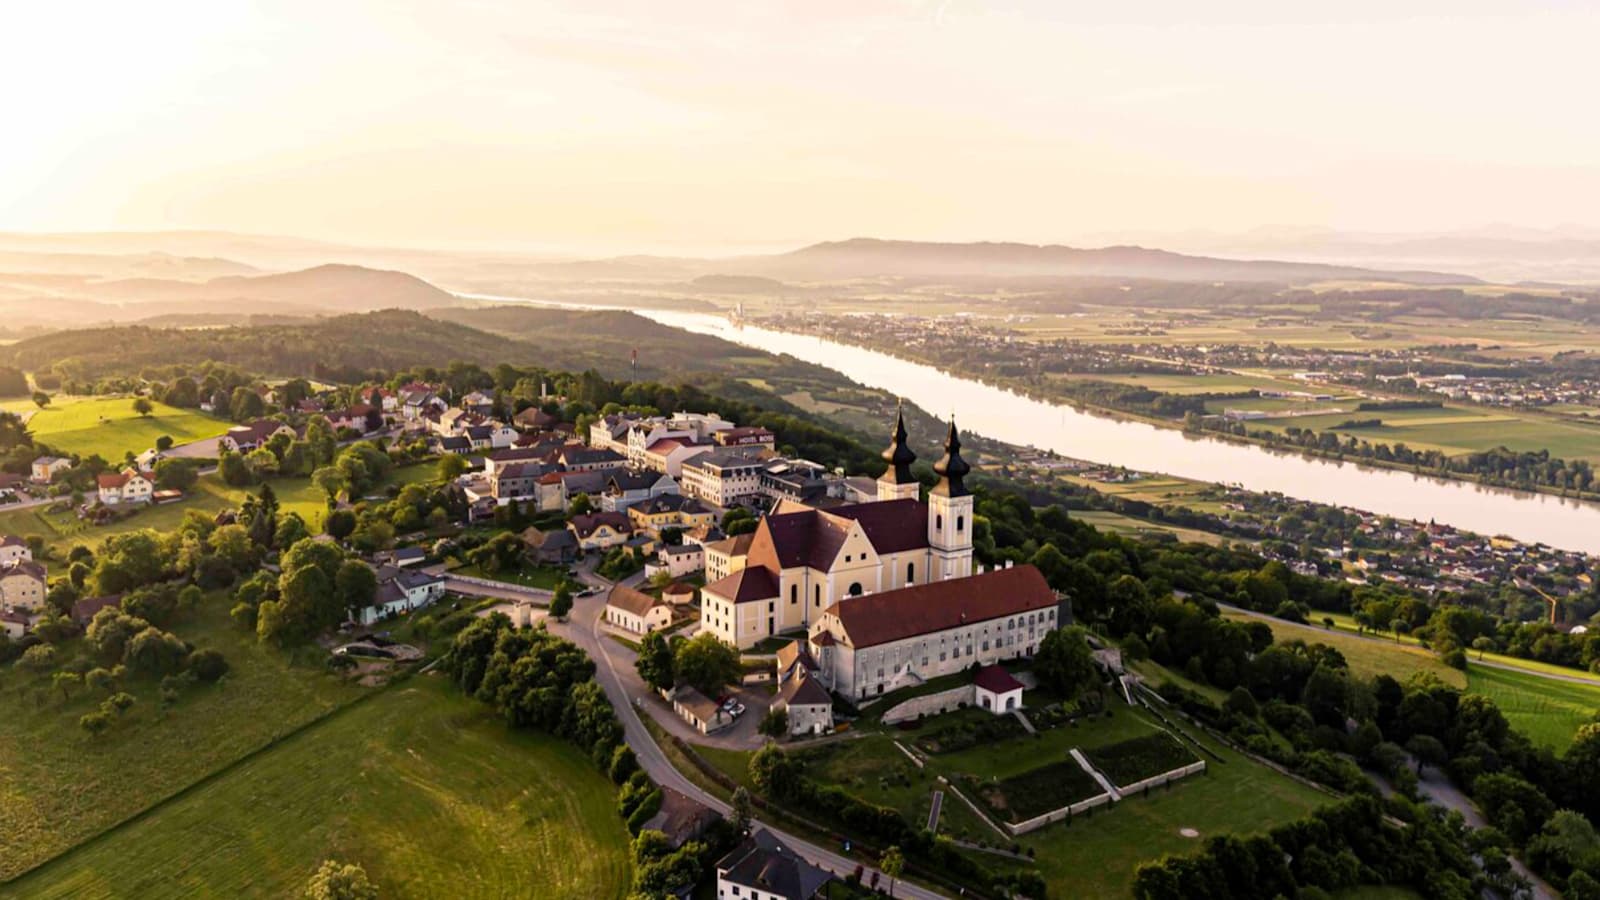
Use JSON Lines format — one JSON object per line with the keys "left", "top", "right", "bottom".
{"left": 880, "top": 686, "right": 976, "bottom": 724}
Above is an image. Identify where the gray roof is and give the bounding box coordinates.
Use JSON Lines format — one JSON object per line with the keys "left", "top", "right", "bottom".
{"left": 716, "top": 829, "right": 832, "bottom": 899}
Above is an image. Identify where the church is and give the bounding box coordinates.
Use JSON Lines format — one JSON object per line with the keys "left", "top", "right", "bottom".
{"left": 700, "top": 406, "right": 977, "bottom": 649}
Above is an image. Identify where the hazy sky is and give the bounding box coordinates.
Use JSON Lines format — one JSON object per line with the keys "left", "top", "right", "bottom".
{"left": 5, "top": 1, "right": 1600, "bottom": 254}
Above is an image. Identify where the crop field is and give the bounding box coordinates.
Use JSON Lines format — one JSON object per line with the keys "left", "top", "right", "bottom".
{"left": 1251, "top": 404, "right": 1600, "bottom": 462}
{"left": 1220, "top": 609, "right": 1466, "bottom": 688}
{"left": 6, "top": 677, "right": 631, "bottom": 899}
{"left": 1070, "top": 509, "right": 1230, "bottom": 546}
{"left": 1465, "top": 665, "right": 1600, "bottom": 752}
{"left": 26, "top": 397, "right": 231, "bottom": 460}
{"left": 0, "top": 600, "right": 364, "bottom": 882}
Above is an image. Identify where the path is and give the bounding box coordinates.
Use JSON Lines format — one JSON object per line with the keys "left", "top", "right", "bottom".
{"left": 927, "top": 790, "right": 943, "bottom": 833}
{"left": 542, "top": 573, "right": 948, "bottom": 899}
{"left": 1222, "top": 603, "right": 1600, "bottom": 687}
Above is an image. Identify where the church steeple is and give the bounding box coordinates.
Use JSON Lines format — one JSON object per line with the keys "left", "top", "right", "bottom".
{"left": 931, "top": 419, "right": 970, "bottom": 497}
{"left": 876, "top": 402, "right": 920, "bottom": 501}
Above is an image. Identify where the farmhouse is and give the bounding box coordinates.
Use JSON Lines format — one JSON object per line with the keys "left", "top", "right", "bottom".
{"left": 805, "top": 564, "right": 1062, "bottom": 700}
{"left": 30, "top": 456, "right": 71, "bottom": 484}
{"left": 700, "top": 412, "right": 975, "bottom": 649}
{"left": 715, "top": 829, "right": 834, "bottom": 900}
{"left": 220, "top": 419, "right": 297, "bottom": 453}
{"left": 354, "top": 565, "right": 447, "bottom": 626}
{"left": 96, "top": 468, "right": 154, "bottom": 506}
{"left": 603, "top": 584, "right": 673, "bottom": 634}
{"left": 0, "top": 559, "right": 48, "bottom": 612}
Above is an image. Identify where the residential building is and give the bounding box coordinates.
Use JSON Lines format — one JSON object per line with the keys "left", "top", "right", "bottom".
{"left": 0, "top": 535, "right": 32, "bottom": 565}
{"left": 30, "top": 456, "right": 71, "bottom": 484}
{"left": 655, "top": 543, "right": 704, "bottom": 578}
{"left": 628, "top": 494, "right": 715, "bottom": 538}
{"left": 97, "top": 468, "right": 154, "bottom": 506}
{"left": 220, "top": 419, "right": 297, "bottom": 453}
{"left": 520, "top": 526, "right": 578, "bottom": 565}
{"left": 774, "top": 642, "right": 834, "bottom": 736}
{"left": 672, "top": 686, "right": 733, "bottom": 734}
{"left": 568, "top": 512, "right": 634, "bottom": 551}
{"left": 701, "top": 413, "right": 976, "bottom": 649}
{"left": 715, "top": 830, "right": 833, "bottom": 900}
{"left": 490, "top": 461, "right": 550, "bottom": 504}
{"left": 601, "top": 469, "right": 679, "bottom": 513}
{"left": 557, "top": 445, "right": 626, "bottom": 472}
{"left": 0, "top": 559, "right": 48, "bottom": 612}
{"left": 704, "top": 533, "right": 754, "bottom": 582}
{"left": 603, "top": 584, "right": 673, "bottom": 634}
{"left": 355, "top": 565, "right": 447, "bottom": 626}
{"left": 0, "top": 609, "right": 28, "bottom": 639}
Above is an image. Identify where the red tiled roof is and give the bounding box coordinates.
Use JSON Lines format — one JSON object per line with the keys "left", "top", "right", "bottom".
{"left": 825, "top": 499, "right": 931, "bottom": 554}
{"left": 746, "top": 499, "right": 929, "bottom": 574}
{"left": 974, "top": 665, "right": 1025, "bottom": 694}
{"left": 824, "top": 565, "right": 1058, "bottom": 649}
{"left": 704, "top": 566, "right": 779, "bottom": 603}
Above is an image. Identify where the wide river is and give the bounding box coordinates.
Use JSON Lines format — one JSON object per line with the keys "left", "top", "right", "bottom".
{"left": 468, "top": 294, "right": 1600, "bottom": 554}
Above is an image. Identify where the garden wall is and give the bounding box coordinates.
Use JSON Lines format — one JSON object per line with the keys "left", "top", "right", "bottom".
{"left": 1116, "top": 759, "right": 1207, "bottom": 796}
{"left": 1004, "top": 791, "right": 1113, "bottom": 836}
{"left": 881, "top": 686, "right": 975, "bottom": 724}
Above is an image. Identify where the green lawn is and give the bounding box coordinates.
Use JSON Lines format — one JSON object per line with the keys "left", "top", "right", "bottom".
{"left": 1466, "top": 664, "right": 1600, "bottom": 752}
{"left": 1221, "top": 610, "right": 1466, "bottom": 688}
{"left": 6, "top": 677, "right": 632, "bottom": 899}
{"left": 1252, "top": 403, "right": 1600, "bottom": 464}
{"left": 454, "top": 561, "right": 566, "bottom": 590}
{"left": 0, "top": 599, "right": 365, "bottom": 882}
{"left": 26, "top": 397, "right": 231, "bottom": 460}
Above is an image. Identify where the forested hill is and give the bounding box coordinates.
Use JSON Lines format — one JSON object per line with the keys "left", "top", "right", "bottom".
{"left": 1, "top": 307, "right": 757, "bottom": 384}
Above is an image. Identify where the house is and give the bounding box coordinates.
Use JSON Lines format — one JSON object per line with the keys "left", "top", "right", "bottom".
{"left": 459, "top": 391, "right": 495, "bottom": 416}
{"left": 774, "top": 641, "right": 834, "bottom": 736}
{"left": 435, "top": 435, "right": 472, "bottom": 455}
{"left": 537, "top": 469, "right": 609, "bottom": 513}
{"left": 672, "top": 686, "right": 733, "bottom": 734}
{"left": 490, "top": 462, "right": 550, "bottom": 504}
{"left": 627, "top": 494, "right": 715, "bottom": 538}
{"left": 604, "top": 584, "right": 674, "bottom": 634}
{"left": 601, "top": 469, "right": 679, "bottom": 513}
{"left": 520, "top": 526, "right": 578, "bottom": 565}
{"left": 641, "top": 787, "right": 719, "bottom": 851}
{"left": 712, "top": 425, "right": 777, "bottom": 450}
{"left": 806, "top": 564, "right": 1062, "bottom": 700}
{"left": 70, "top": 593, "right": 124, "bottom": 626}
{"left": 400, "top": 386, "right": 446, "bottom": 420}
{"left": 0, "top": 609, "right": 29, "bottom": 639}
{"left": 220, "top": 419, "right": 297, "bottom": 453}
{"left": 558, "top": 445, "right": 626, "bottom": 472}
{"left": 355, "top": 565, "right": 447, "bottom": 626}
{"left": 384, "top": 547, "right": 428, "bottom": 568}
{"left": 97, "top": 468, "right": 154, "bottom": 506}
{"left": 568, "top": 512, "right": 634, "bottom": 551}
{"left": 703, "top": 532, "right": 755, "bottom": 582}
{"left": 661, "top": 581, "right": 697, "bottom": 606}
{"left": 513, "top": 407, "right": 559, "bottom": 432}
{"left": 700, "top": 413, "right": 975, "bottom": 650}
{"left": 30, "top": 456, "right": 71, "bottom": 484}
{"left": 364, "top": 386, "right": 399, "bottom": 412}
{"left": 655, "top": 542, "right": 704, "bottom": 578}
{"left": 680, "top": 452, "right": 766, "bottom": 507}
{"left": 973, "top": 664, "right": 1026, "bottom": 715}
{"left": 0, "top": 535, "right": 32, "bottom": 565}
{"left": 715, "top": 829, "right": 834, "bottom": 900}
{"left": 327, "top": 404, "right": 382, "bottom": 434}
{"left": 641, "top": 436, "right": 716, "bottom": 478}
{"left": 0, "top": 559, "right": 48, "bottom": 612}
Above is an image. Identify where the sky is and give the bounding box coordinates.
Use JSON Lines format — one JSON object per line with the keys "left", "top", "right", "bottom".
{"left": 4, "top": 0, "right": 1600, "bottom": 255}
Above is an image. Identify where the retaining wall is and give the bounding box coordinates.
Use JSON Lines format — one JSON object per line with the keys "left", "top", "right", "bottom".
{"left": 880, "top": 686, "right": 975, "bottom": 724}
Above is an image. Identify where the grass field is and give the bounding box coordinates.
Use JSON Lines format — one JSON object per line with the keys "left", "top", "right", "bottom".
{"left": 26, "top": 397, "right": 231, "bottom": 460}
{"left": 1250, "top": 404, "right": 1600, "bottom": 463}
{"left": 1221, "top": 609, "right": 1467, "bottom": 688}
{"left": 1466, "top": 665, "right": 1600, "bottom": 752}
{"left": 6, "top": 677, "right": 632, "bottom": 899}
{"left": 0, "top": 600, "right": 365, "bottom": 882}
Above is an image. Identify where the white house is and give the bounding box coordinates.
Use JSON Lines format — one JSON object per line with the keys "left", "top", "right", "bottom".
{"left": 0, "top": 609, "right": 29, "bottom": 639}
{"left": 715, "top": 830, "right": 833, "bottom": 900}
{"left": 30, "top": 456, "right": 71, "bottom": 484}
{"left": 603, "top": 585, "right": 673, "bottom": 634}
{"left": 973, "top": 664, "right": 1025, "bottom": 715}
{"left": 97, "top": 468, "right": 154, "bottom": 506}
{"left": 774, "top": 641, "right": 834, "bottom": 736}
{"left": 0, "top": 535, "right": 32, "bottom": 565}
{"left": 220, "top": 419, "right": 297, "bottom": 453}
{"left": 355, "top": 565, "right": 446, "bottom": 626}
{"left": 0, "top": 559, "right": 48, "bottom": 612}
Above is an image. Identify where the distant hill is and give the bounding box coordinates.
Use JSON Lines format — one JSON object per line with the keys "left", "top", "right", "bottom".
{"left": 688, "top": 274, "right": 791, "bottom": 293}
{"left": 84, "top": 263, "right": 462, "bottom": 313}
{"left": 0, "top": 249, "right": 257, "bottom": 280}
{"left": 738, "top": 238, "right": 1475, "bottom": 285}
{"left": 433, "top": 305, "right": 760, "bottom": 375}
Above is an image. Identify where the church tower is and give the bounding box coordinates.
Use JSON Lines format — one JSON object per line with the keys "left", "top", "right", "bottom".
{"left": 928, "top": 419, "right": 974, "bottom": 580}
{"left": 876, "top": 403, "right": 920, "bottom": 502}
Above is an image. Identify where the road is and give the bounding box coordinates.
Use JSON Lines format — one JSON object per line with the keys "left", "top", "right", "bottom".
{"left": 545, "top": 568, "right": 951, "bottom": 900}
{"left": 1221, "top": 603, "right": 1600, "bottom": 687}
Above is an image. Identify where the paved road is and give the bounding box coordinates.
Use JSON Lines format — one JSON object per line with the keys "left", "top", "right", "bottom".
{"left": 1221, "top": 603, "right": 1600, "bottom": 687}
{"left": 545, "top": 572, "right": 950, "bottom": 900}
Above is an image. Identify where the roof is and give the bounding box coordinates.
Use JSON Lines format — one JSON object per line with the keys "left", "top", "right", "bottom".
{"left": 745, "top": 500, "right": 927, "bottom": 574}
{"left": 683, "top": 451, "right": 766, "bottom": 473}
{"left": 673, "top": 686, "right": 723, "bottom": 721}
{"left": 559, "top": 446, "right": 624, "bottom": 466}
{"left": 608, "top": 469, "right": 667, "bottom": 492}
{"left": 228, "top": 418, "right": 291, "bottom": 444}
{"left": 97, "top": 472, "right": 131, "bottom": 489}
{"left": 974, "top": 664, "right": 1025, "bottom": 694}
{"left": 824, "top": 565, "right": 1058, "bottom": 649}
{"left": 632, "top": 494, "right": 709, "bottom": 517}
{"left": 606, "top": 584, "right": 665, "bottom": 617}
{"left": 704, "top": 532, "right": 755, "bottom": 557}
{"left": 778, "top": 670, "right": 832, "bottom": 708}
{"left": 0, "top": 609, "right": 30, "bottom": 626}
{"left": 704, "top": 566, "right": 779, "bottom": 604}
{"left": 716, "top": 829, "right": 833, "bottom": 900}
{"left": 520, "top": 526, "right": 577, "bottom": 550}
{"left": 1, "top": 559, "right": 47, "bottom": 581}
{"left": 569, "top": 512, "right": 633, "bottom": 538}
{"left": 0, "top": 535, "right": 27, "bottom": 548}
{"left": 71, "top": 594, "right": 124, "bottom": 624}
{"left": 775, "top": 640, "right": 817, "bottom": 676}
{"left": 824, "top": 499, "right": 931, "bottom": 554}
{"left": 641, "top": 787, "right": 719, "bottom": 850}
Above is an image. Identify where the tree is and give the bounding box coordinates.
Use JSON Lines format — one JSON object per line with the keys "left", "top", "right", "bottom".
{"left": 880, "top": 845, "right": 905, "bottom": 898}
{"left": 1034, "top": 625, "right": 1097, "bottom": 699}
{"left": 153, "top": 458, "right": 198, "bottom": 491}
{"left": 79, "top": 710, "right": 111, "bottom": 739}
{"left": 52, "top": 671, "right": 81, "bottom": 701}
{"left": 189, "top": 648, "right": 230, "bottom": 682}
{"left": 759, "top": 706, "right": 789, "bottom": 738}
{"left": 673, "top": 633, "right": 740, "bottom": 697}
{"left": 17, "top": 643, "right": 56, "bottom": 673}
{"left": 125, "top": 627, "right": 189, "bottom": 677}
{"left": 32, "top": 391, "right": 49, "bottom": 409}
{"left": 1405, "top": 734, "right": 1447, "bottom": 774}
{"left": 311, "top": 466, "right": 348, "bottom": 503}
{"left": 549, "top": 582, "right": 573, "bottom": 621}
{"left": 635, "top": 630, "right": 675, "bottom": 692}
{"left": 132, "top": 397, "right": 154, "bottom": 417}
{"left": 325, "top": 508, "right": 357, "bottom": 540}
{"left": 437, "top": 453, "right": 469, "bottom": 482}
{"left": 730, "top": 786, "right": 753, "bottom": 835}
{"left": 568, "top": 493, "right": 595, "bottom": 516}
{"left": 335, "top": 560, "right": 378, "bottom": 621}
{"left": 104, "top": 691, "right": 136, "bottom": 716}
{"left": 304, "top": 860, "right": 378, "bottom": 900}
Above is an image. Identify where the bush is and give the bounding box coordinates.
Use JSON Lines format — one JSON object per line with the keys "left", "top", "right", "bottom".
{"left": 188, "top": 648, "right": 230, "bottom": 682}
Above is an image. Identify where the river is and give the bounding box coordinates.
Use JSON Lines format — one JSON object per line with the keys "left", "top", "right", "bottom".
{"left": 464, "top": 293, "right": 1600, "bottom": 555}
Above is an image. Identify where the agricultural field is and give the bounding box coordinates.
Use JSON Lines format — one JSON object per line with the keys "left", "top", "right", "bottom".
{"left": 25, "top": 397, "right": 231, "bottom": 460}
{"left": 1466, "top": 665, "right": 1600, "bottom": 752}
{"left": 1070, "top": 509, "right": 1230, "bottom": 547}
{"left": 1221, "top": 608, "right": 1467, "bottom": 689}
{"left": 6, "top": 677, "right": 631, "bottom": 899}
{"left": 0, "top": 599, "right": 365, "bottom": 882}
{"left": 1250, "top": 404, "right": 1600, "bottom": 463}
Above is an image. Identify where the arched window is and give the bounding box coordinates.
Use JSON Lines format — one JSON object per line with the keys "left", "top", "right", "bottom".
{"left": 790, "top": 584, "right": 798, "bottom": 604}
{"left": 935, "top": 514, "right": 943, "bottom": 530}
{"left": 849, "top": 582, "right": 863, "bottom": 597}
{"left": 814, "top": 584, "right": 822, "bottom": 607}
{"left": 956, "top": 515, "right": 965, "bottom": 533}
{"left": 906, "top": 562, "right": 915, "bottom": 583}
